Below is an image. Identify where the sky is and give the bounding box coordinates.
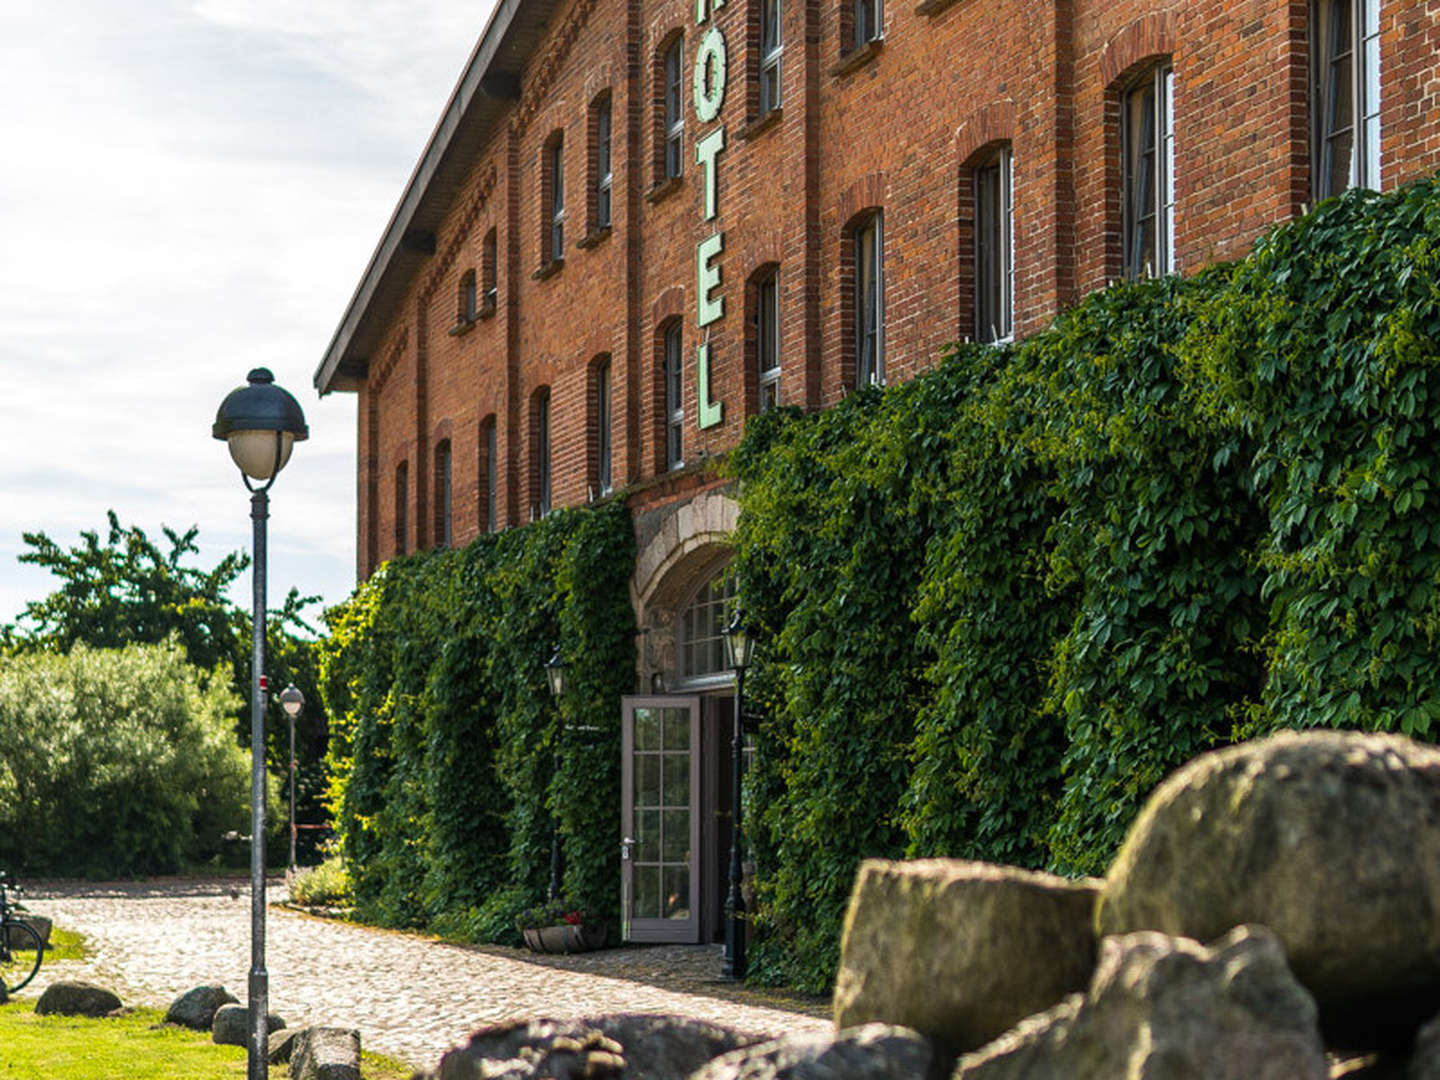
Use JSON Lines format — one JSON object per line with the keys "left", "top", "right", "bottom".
{"left": 0, "top": 0, "right": 489, "bottom": 632}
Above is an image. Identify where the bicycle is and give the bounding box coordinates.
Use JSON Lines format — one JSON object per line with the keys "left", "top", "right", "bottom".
{"left": 1, "top": 871, "right": 44, "bottom": 995}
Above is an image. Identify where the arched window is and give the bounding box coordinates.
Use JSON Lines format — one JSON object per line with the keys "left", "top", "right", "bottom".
{"left": 433, "top": 439, "right": 452, "bottom": 549}
{"left": 1121, "top": 61, "right": 1175, "bottom": 279}
{"left": 479, "top": 415, "right": 498, "bottom": 532}
{"left": 394, "top": 461, "right": 409, "bottom": 557}
{"left": 679, "top": 570, "right": 738, "bottom": 683}
{"left": 531, "top": 387, "right": 552, "bottom": 518}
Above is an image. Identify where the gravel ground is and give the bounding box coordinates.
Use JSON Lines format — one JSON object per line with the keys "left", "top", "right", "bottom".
{"left": 18, "top": 876, "right": 829, "bottom": 1071}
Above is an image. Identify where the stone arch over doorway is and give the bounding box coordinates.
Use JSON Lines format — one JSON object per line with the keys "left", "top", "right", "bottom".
{"left": 631, "top": 485, "right": 739, "bottom": 690}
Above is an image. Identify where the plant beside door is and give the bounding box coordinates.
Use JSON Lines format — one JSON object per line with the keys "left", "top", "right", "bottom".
{"left": 515, "top": 900, "right": 608, "bottom": 954}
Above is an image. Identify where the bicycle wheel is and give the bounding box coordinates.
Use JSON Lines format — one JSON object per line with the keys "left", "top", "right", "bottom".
{"left": 1, "top": 920, "right": 43, "bottom": 994}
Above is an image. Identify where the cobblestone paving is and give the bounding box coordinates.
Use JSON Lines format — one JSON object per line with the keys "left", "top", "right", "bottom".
{"left": 21, "top": 878, "right": 830, "bottom": 1071}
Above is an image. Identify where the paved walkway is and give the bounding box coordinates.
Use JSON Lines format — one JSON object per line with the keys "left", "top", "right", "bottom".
{"left": 19, "top": 878, "right": 829, "bottom": 1071}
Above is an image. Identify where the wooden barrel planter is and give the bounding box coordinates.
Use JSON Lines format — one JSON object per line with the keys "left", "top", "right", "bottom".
{"left": 522, "top": 924, "right": 608, "bottom": 954}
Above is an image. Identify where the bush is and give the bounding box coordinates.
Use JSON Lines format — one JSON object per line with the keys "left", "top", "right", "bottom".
{"left": 0, "top": 640, "right": 255, "bottom": 876}
{"left": 288, "top": 855, "right": 352, "bottom": 907}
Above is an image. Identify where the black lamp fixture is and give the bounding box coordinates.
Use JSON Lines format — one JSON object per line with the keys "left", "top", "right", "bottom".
{"left": 545, "top": 645, "right": 567, "bottom": 700}
{"left": 720, "top": 607, "right": 752, "bottom": 980}
{"left": 278, "top": 685, "right": 305, "bottom": 876}
{"left": 213, "top": 367, "right": 307, "bottom": 1080}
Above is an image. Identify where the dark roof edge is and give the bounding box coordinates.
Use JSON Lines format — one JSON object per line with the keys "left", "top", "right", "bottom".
{"left": 313, "top": 0, "right": 525, "bottom": 396}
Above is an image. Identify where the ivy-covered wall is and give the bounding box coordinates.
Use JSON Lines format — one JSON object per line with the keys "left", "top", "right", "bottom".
{"left": 731, "top": 175, "right": 1440, "bottom": 993}
{"left": 318, "top": 500, "right": 635, "bottom": 939}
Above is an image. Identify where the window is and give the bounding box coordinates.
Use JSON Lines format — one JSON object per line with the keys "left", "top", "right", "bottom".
{"left": 680, "top": 571, "right": 738, "bottom": 681}
{"left": 665, "top": 321, "right": 684, "bottom": 469}
{"left": 482, "top": 228, "right": 498, "bottom": 310}
{"left": 433, "top": 440, "right": 452, "bottom": 549}
{"left": 394, "top": 461, "right": 409, "bottom": 557}
{"left": 1121, "top": 62, "right": 1175, "bottom": 280}
{"left": 479, "top": 417, "right": 497, "bottom": 533}
{"left": 760, "top": 0, "right": 782, "bottom": 114}
{"left": 852, "top": 0, "right": 881, "bottom": 50}
{"left": 458, "top": 270, "right": 477, "bottom": 323}
{"left": 755, "top": 268, "right": 781, "bottom": 410}
{"left": 594, "top": 96, "right": 614, "bottom": 230}
{"left": 595, "top": 357, "right": 613, "bottom": 494}
{"left": 546, "top": 133, "right": 565, "bottom": 262}
{"left": 664, "top": 38, "right": 684, "bottom": 181}
{"left": 974, "top": 146, "right": 1014, "bottom": 343}
{"left": 1312, "top": 0, "right": 1381, "bottom": 199}
{"left": 853, "top": 213, "right": 884, "bottom": 386}
{"left": 533, "top": 389, "right": 552, "bottom": 517}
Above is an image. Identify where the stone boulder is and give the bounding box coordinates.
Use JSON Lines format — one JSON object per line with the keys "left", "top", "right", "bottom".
{"left": 832, "top": 859, "right": 1099, "bottom": 1055}
{"left": 690, "top": 1023, "right": 948, "bottom": 1080}
{"left": 956, "top": 925, "right": 1327, "bottom": 1079}
{"left": 35, "top": 981, "right": 123, "bottom": 1017}
{"left": 420, "top": 1014, "right": 763, "bottom": 1080}
{"left": 290, "top": 1025, "right": 361, "bottom": 1080}
{"left": 1097, "top": 730, "right": 1440, "bottom": 1048}
{"left": 213, "top": 1002, "right": 286, "bottom": 1047}
{"left": 270, "top": 1025, "right": 310, "bottom": 1065}
{"left": 7, "top": 915, "right": 52, "bottom": 949}
{"left": 166, "top": 984, "right": 239, "bottom": 1030}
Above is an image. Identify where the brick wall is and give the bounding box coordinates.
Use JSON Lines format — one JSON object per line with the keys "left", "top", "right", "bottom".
{"left": 343, "top": 0, "right": 1440, "bottom": 577}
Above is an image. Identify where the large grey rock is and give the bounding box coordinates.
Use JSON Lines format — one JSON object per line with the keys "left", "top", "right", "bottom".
{"left": 270, "top": 1025, "right": 310, "bottom": 1065}
{"left": 1098, "top": 730, "right": 1440, "bottom": 1048}
{"left": 833, "top": 858, "right": 1099, "bottom": 1055}
{"left": 691, "top": 1023, "right": 947, "bottom": 1080}
{"left": 420, "top": 1014, "right": 762, "bottom": 1080}
{"left": 290, "top": 1025, "right": 361, "bottom": 1080}
{"left": 6, "top": 915, "right": 51, "bottom": 948}
{"left": 34, "top": 981, "right": 122, "bottom": 1017}
{"left": 956, "top": 925, "right": 1327, "bottom": 1080}
{"left": 213, "top": 1003, "right": 286, "bottom": 1047}
{"left": 166, "top": 984, "right": 239, "bottom": 1030}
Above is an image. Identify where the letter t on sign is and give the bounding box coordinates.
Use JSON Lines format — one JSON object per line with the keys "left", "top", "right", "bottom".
{"left": 696, "top": 128, "right": 725, "bottom": 221}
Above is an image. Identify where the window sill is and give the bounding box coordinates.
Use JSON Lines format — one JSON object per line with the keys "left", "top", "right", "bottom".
{"left": 530, "top": 258, "right": 565, "bottom": 281}
{"left": 736, "top": 108, "right": 783, "bottom": 141}
{"left": 447, "top": 317, "right": 476, "bottom": 338}
{"left": 914, "top": 0, "right": 958, "bottom": 15}
{"left": 827, "top": 39, "right": 883, "bottom": 77}
{"left": 645, "top": 175, "right": 685, "bottom": 205}
{"left": 576, "top": 226, "right": 612, "bottom": 250}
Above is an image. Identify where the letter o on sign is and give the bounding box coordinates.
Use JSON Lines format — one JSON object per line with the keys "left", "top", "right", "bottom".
{"left": 693, "top": 26, "right": 727, "bottom": 123}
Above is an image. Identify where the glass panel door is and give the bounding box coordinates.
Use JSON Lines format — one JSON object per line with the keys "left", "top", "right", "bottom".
{"left": 622, "top": 696, "right": 701, "bottom": 943}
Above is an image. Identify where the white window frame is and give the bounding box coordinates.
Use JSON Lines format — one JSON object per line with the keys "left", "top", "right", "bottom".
{"left": 1121, "top": 62, "right": 1175, "bottom": 280}
{"left": 665, "top": 322, "right": 684, "bottom": 470}
{"left": 665, "top": 40, "right": 684, "bottom": 180}
{"left": 855, "top": 213, "right": 884, "bottom": 387}
{"left": 757, "top": 269, "right": 781, "bottom": 411}
{"left": 596, "top": 98, "right": 613, "bottom": 229}
{"left": 974, "top": 146, "right": 1014, "bottom": 344}
{"left": 1312, "top": 0, "right": 1381, "bottom": 198}
{"left": 760, "top": 0, "right": 782, "bottom": 114}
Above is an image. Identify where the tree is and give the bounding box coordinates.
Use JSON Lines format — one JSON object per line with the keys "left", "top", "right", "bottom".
{"left": 16, "top": 510, "right": 247, "bottom": 674}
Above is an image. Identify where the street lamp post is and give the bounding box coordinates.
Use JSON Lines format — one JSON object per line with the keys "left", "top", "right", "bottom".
{"left": 544, "top": 646, "right": 567, "bottom": 902}
{"left": 721, "top": 610, "right": 754, "bottom": 981}
{"left": 213, "top": 368, "right": 308, "bottom": 1080}
{"left": 279, "top": 685, "right": 305, "bottom": 875}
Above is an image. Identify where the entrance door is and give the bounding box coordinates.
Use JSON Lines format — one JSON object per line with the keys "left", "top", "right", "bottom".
{"left": 621, "top": 696, "right": 701, "bottom": 942}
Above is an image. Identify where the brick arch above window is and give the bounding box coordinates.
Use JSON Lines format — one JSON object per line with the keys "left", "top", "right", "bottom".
{"left": 650, "top": 284, "right": 686, "bottom": 329}
{"left": 954, "top": 101, "right": 1017, "bottom": 167}
{"left": 832, "top": 171, "right": 888, "bottom": 233}
{"left": 1100, "top": 12, "right": 1176, "bottom": 90}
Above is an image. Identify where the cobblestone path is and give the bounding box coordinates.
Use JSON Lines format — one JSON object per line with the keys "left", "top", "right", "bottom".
{"left": 22, "top": 878, "right": 829, "bottom": 1071}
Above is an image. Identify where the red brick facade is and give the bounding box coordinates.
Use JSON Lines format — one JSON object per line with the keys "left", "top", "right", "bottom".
{"left": 319, "top": 0, "right": 1440, "bottom": 583}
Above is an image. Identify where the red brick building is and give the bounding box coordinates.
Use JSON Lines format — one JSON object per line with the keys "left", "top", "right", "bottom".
{"left": 315, "top": 0, "right": 1440, "bottom": 942}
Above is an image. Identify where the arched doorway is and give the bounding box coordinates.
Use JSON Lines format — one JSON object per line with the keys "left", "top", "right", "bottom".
{"left": 622, "top": 558, "right": 739, "bottom": 944}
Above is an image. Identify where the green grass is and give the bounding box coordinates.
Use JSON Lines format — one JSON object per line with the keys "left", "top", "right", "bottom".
{"left": 0, "top": 1002, "right": 414, "bottom": 1080}
{"left": 43, "top": 926, "right": 89, "bottom": 962}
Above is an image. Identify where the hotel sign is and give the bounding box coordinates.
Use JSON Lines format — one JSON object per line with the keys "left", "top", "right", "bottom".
{"left": 693, "top": 0, "right": 728, "bottom": 428}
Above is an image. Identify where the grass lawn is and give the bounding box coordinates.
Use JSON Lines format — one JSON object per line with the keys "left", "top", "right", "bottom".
{"left": 0, "top": 1002, "right": 414, "bottom": 1080}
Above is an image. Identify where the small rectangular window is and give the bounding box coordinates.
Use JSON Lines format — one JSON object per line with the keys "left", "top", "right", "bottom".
{"left": 483, "top": 228, "right": 498, "bottom": 309}
{"left": 597, "top": 360, "right": 613, "bottom": 494}
{"left": 596, "top": 99, "right": 613, "bottom": 230}
{"left": 536, "top": 391, "right": 552, "bottom": 516}
{"left": 855, "top": 214, "right": 883, "bottom": 386}
{"left": 434, "top": 440, "right": 452, "bottom": 549}
{"left": 756, "top": 270, "right": 781, "bottom": 411}
{"left": 665, "top": 323, "right": 684, "bottom": 470}
{"left": 1122, "top": 63, "right": 1174, "bottom": 280}
{"left": 975, "top": 147, "right": 1013, "bottom": 343}
{"left": 1313, "top": 0, "right": 1381, "bottom": 199}
{"left": 459, "top": 270, "right": 477, "bottom": 322}
{"left": 549, "top": 136, "right": 565, "bottom": 261}
{"left": 853, "top": 0, "right": 881, "bottom": 48}
{"left": 760, "top": 0, "right": 783, "bottom": 113}
{"left": 665, "top": 41, "right": 684, "bottom": 180}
